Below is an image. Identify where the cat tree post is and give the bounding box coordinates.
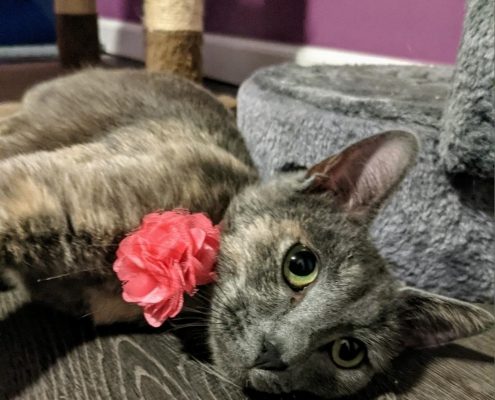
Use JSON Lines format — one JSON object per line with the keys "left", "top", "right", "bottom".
{"left": 144, "top": 0, "right": 203, "bottom": 82}
{"left": 54, "top": 0, "right": 100, "bottom": 68}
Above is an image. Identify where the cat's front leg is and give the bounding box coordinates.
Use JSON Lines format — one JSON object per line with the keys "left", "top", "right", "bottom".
{"left": 0, "top": 158, "right": 142, "bottom": 324}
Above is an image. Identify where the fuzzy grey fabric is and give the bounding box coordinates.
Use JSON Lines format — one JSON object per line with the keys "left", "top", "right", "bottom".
{"left": 439, "top": 0, "right": 495, "bottom": 178}
{"left": 237, "top": 63, "right": 494, "bottom": 302}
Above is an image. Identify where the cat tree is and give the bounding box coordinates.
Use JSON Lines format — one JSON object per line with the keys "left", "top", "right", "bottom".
{"left": 144, "top": 0, "right": 203, "bottom": 81}
{"left": 54, "top": 0, "right": 100, "bottom": 68}
{"left": 54, "top": 0, "right": 203, "bottom": 81}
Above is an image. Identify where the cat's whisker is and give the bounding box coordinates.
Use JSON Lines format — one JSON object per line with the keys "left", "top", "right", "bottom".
{"left": 188, "top": 295, "right": 213, "bottom": 308}
{"left": 172, "top": 315, "right": 222, "bottom": 325}
{"left": 79, "top": 311, "right": 94, "bottom": 319}
{"left": 178, "top": 315, "right": 224, "bottom": 325}
{"left": 212, "top": 284, "right": 235, "bottom": 310}
{"left": 185, "top": 290, "right": 230, "bottom": 313}
{"left": 211, "top": 298, "right": 236, "bottom": 320}
{"left": 192, "top": 357, "right": 241, "bottom": 389}
{"left": 165, "top": 323, "right": 210, "bottom": 334}
{"left": 36, "top": 267, "right": 102, "bottom": 282}
{"left": 181, "top": 306, "right": 225, "bottom": 321}
{"left": 168, "top": 322, "right": 208, "bottom": 329}
{"left": 190, "top": 289, "right": 212, "bottom": 300}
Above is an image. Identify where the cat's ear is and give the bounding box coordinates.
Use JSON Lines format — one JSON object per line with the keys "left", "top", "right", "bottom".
{"left": 303, "top": 131, "right": 418, "bottom": 221}
{"left": 395, "top": 287, "right": 494, "bottom": 348}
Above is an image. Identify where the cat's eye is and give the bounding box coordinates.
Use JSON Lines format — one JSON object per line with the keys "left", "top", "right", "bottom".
{"left": 282, "top": 244, "right": 318, "bottom": 290}
{"left": 330, "top": 337, "right": 367, "bottom": 369}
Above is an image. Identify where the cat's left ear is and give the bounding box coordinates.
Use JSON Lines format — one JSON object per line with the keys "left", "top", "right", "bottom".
{"left": 303, "top": 131, "right": 418, "bottom": 222}
{"left": 395, "top": 287, "right": 494, "bottom": 348}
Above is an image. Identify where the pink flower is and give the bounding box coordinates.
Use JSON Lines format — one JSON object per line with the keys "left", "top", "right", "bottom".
{"left": 113, "top": 210, "right": 220, "bottom": 327}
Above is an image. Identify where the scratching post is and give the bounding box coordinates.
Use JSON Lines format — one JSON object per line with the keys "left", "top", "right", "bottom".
{"left": 144, "top": 0, "right": 203, "bottom": 82}
{"left": 54, "top": 0, "right": 100, "bottom": 68}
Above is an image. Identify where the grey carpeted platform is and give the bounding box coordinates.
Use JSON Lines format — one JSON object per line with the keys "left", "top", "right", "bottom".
{"left": 439, "top": 0, "right": 494, "bottom": 178}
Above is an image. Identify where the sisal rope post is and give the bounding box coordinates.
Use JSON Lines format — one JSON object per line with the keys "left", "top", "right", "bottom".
{"left": 54, "top": 0, "right": 100, "bottom": 68}
{"left": 144, "top": 0, "right": 203, "bottom": 82}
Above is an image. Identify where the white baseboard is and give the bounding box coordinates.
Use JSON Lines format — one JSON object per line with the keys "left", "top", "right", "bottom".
{"left": 98, "top": 17, "right": 422, "bottom": 85}
{"left": 98, "top": 18, "right": 145, "bottom": 61}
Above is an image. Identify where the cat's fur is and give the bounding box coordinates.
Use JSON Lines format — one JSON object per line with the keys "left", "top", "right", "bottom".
{"left": 0, "top": 69, "right": 492, "bottom": 399}
{"left": 0, "top": 69, "right": 256, "bottom": 323}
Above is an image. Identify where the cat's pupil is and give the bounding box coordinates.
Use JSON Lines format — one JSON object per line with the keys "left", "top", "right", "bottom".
{"left": 289, "top": 251, "right": 316, "bottom": 276}
{"left": 338, "top": 339, "right": 360, "bottom": 361}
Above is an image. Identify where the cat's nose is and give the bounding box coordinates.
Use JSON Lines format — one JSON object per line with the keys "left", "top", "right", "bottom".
{"left": 253, "top": 339, "right": 288, "bottom": 371}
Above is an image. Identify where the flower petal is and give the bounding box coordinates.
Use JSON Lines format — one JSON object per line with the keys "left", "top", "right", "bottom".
{"left": 113, "top": 209, "right": 221, "bottom": 327}
{"left": 122, "top": 273, "right": 158, "bottom": 301}
{"left": 188, "top": 228, "right": 206, "bottom": 254}
{"left": 143, "top": 293, "right": 184, "bottom": 327}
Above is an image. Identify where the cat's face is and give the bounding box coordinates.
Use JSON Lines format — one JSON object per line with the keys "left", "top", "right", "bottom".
{"left": 210, "top": 186, "right": 403, "bottom": 397}
{"left": 208, "top": 132, "right": 493, "bottom": 398}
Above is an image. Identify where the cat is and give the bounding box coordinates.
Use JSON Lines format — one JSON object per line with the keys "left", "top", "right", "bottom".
{"left": 0, "top": 69, "right": 492, "bottom": 399}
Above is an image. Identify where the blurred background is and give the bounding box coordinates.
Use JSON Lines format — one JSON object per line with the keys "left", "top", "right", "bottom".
{"left": 0, "top": 0, "right": 466, "bottom": 100}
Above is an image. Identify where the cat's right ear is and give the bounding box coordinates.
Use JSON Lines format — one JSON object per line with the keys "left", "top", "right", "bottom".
{"left": 302, "top": 131, "right": 418, "bottom": 223}
{"left": 395, "top": 287, "right": 494, "bottom": 348}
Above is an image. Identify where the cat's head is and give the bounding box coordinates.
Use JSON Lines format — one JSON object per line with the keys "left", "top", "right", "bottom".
{"left": 208, "top": 131, "right": 494, "bottom": 398}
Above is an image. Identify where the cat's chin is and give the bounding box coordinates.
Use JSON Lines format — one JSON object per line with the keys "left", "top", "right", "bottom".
{"left": 247, "top": 369, "right": 293, "bottom": 394}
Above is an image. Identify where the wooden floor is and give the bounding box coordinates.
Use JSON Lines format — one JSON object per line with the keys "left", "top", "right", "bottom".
{"left": 1, "top": 283, "right": 493, "bottom": 400}
{"left": 0, "top": 59, "right": 493, "bottom": 400}
{"left": 0, "top": 61, "right": 64, "bottom": 103}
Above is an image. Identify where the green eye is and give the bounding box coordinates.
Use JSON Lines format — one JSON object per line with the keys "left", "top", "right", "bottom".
{"left": 282, "top": 244, "right": 318, "bottom": 290}
{"left": 330, "top": 337, "right": 367, "bottom": 369}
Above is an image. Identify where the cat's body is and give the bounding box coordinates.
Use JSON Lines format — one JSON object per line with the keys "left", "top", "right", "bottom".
{"left": 0, "top": 69, "right": 256, "bottom": 323}
{"left": 0, "top": 69, "right": 492, "bottom": 399}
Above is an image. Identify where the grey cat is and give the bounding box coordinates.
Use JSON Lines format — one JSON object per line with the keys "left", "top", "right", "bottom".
{"left": 0, "top": 69, "right": 492, "bottom": 399}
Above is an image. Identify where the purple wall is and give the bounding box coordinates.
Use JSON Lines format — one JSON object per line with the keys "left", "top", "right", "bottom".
{"left": 303, "top": 0, "right": 465, "bottom": 63}
{"left": 97, "top": 0, "right": 465, "bottom": 64}
{"left": 98, "top": 0, "right": 142, "bottom": 23}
